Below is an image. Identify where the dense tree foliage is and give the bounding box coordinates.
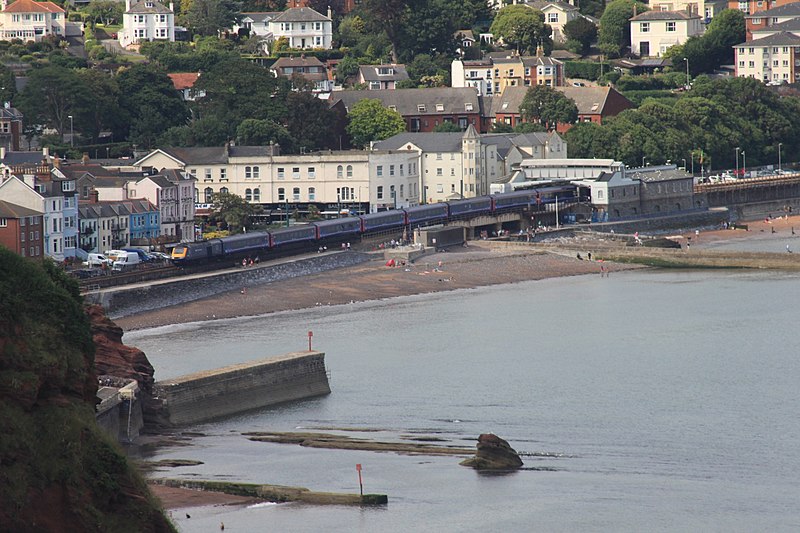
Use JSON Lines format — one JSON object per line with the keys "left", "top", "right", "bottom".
{"left": 598, "top": 0, "right": 647, "bottom": 57}
{"left": 564, "top": 77, "right": 800, "bottom": 170}
{"left": 117, "top": 64, "right": 190, "bottom": 149}
{"left": 489, "top": 5, "right": 552, "bottom": 54}
{"left": 209, "top": 191, "right": 262, "bottom": 232}
{"left": 520, "top": 85, "right": 578, "bottom": 130}
{"left": 346, "top": 99, "right": 406, "bottom": 148}
{"left": 665, "top": 9, "right": 745, "bottom": 77}
{"left": 16, "top": 66, "right": 91, "bottom": 142}
{"left": 563, "top": 18, "right": 597, "bottom": 55}
{"left": 184, "top": 0, "right": 242, "bottom": 36}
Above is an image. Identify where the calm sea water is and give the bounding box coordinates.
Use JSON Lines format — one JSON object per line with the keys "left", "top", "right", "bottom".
{"left": 127, "top": 268, "right": 800, "bottom": 533}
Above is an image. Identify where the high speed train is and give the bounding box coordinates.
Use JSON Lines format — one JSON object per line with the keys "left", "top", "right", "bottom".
{"left": 171, "top": 186, "right": 576, "bottom": 266}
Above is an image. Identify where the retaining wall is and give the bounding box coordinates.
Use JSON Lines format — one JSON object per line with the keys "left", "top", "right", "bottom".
{"left": 86, "top": 252, "right": 371, "bottom": 319}
{"left": 154, "top": 351, "right": 331, "bottom": 426}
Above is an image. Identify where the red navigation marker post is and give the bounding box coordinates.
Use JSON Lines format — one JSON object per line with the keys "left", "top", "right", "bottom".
{"left": 356, "top": 464, "right": 363, "bottom": 496}
{"left": 308, "top": 330, "right": 313, "bottom": 351}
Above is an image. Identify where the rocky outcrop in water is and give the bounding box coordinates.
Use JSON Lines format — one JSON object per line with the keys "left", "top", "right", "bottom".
{"left": 460, "top": 434, "right": 523, "bottom": 470}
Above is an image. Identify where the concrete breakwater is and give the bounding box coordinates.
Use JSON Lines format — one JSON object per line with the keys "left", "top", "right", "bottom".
{"left": 154, "top": 351, "right": 330, "bottom": 426}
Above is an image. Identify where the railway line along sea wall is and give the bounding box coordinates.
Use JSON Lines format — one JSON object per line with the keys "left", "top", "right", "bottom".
{"left": 90, "top": 252, "right": 370, "bottom": 319}
{"left": 154, "top": 351, "right": 331, "bottom": 426}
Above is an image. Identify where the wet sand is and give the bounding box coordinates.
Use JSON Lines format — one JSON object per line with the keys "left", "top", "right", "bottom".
{"left": 149, "top": 484, "right": 259, "bottom": 511}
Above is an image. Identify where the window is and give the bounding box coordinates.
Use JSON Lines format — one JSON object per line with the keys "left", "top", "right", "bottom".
{"left": 0, "top": 218, "right": 6, "bottom": 227}
{"left": 337, "top": 165, "right": 343, "bottom": 178}
{"left": 293, "top": 187, "right": 300, "bottom": 201}
{"left": 346, "top": 165, "right": 353, "bottom": 177}
{"left": 437, "top": 168, "right": 443, "bottom": 176}
{"left": 293, "top": 167, "right": 300, "bottom": 179}
{"left": 204, "top": 168, "right": 212, "bottom": 181}
{"left": 390, "top": 165, "right": 395, "bottom": 176}
{"left": 753, "top": 18, "right": 762, "bottom": 24}
{"left": 377, "top": 185, "right": 384, "bottom": 199}
{"left": 548, "top": 13, "right": 558, "bottom": 23}
{"left": 435, "top": 103, "right": 444, "bottom": 112}
{"left": 252, "top": 166, "right": 260, "bottom": 179}
{"left": 245, "top": 188, "right": 253, "bottom": 201}
{"left": 277, "top": 167, "right": 285, "bottom": 179}
{"left": 666, "top": 21, "right": 675, "bottom": 32}
{"left": 436, "top": 153, "right": 443, "bottom": 160}
{"left": 377, "top": 165, "right": 383, "bottom": 177}
{"left": 253, "top": 188, "right": 260, "bottom": 201}
{"left": 400, "top": 164, "right": 404, "bottom": 176}
{"left": 220, "top": 187, "right": 229, "bottom": 195}
{"left": 417, "top": 104, "right": 426, "bottom": 112}
{"left": 465, "top": 102, "right": 473, "bottom": 111}
{"left": 640, "top": 22, "right": 649, "bottom": 33}
{"left": 436, "top": 184, "right": 444, "bottom": 193}
{"left": 220, "top": 168, "right": 227, "bottom": 181}
{"left": 308, "top": 167, "right": 316, "bottom": 178}
{"left": 245, "top": 166, "right": 253, "bottom": 179}
{"left": 278, "top": 187, "right": 285, "bottom": 201}
{"left": 204, "top": 187, "right": 213, "bottom": 203}
{"left": 308, "top": 187, "right": 316, "bottom": 201}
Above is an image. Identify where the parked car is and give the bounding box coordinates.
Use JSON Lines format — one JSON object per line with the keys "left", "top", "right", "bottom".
{"left": 82, "top": 253, "right": 112, "bottom": 268}
{"left": 149, "top": 251, "right": 170, "bottom": 261}
{"left": 123, "top": 248, "right": 154, "bottom": 262}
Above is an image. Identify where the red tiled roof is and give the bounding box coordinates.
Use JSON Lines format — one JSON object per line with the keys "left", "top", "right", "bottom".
{"left": 167, "top": 72, "right": 200, "bottom": 90}
{"left": 3, "top": 0, "right": 65, "bottom": 13}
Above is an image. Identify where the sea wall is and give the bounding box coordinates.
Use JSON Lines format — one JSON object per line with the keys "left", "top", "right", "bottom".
{"left": 87, "top": 252, "right": 370, "bottom": 319}
{"left": 154, "top": 351, "right": 331, "bottom": 426}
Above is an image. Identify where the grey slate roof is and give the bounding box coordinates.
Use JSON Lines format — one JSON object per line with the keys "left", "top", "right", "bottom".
{"left": 627, "top": 166, "right": 691, "bottom": 182}
{"left": 493, "top": 85, "right": 625, "bottom": 116}
{"left": 750, "top": 2, "right": 800, "bottom": 18}
{"left": 523, "top": 0, "right": 578, "bottom": 12}
{"left": 358, "top": 64, "right": 409, "bottom": 82}
{"left": 159, "top": 145, "right": 278, "bottom": 165}
{"left": 126, "top": 0, "right": 172, "bottom": 14}
{"left": 630, "top": 10, "right": 700, "bottom": 21}
{"left": 0, "top": 199, "right": 41, "bottom": 217}
{"left": 754, "top": 17, "right": 800, "bottom": 33}
{"left": 271, "top": 7, "right": 329, "bottom": 22}
{"left": 240, "top": 11, "right": 279, "bottom": 23}
{"left": 0, "top": 150, "right": 49, "bottom": 166}
{"left": 372, "top": 132, "right": 466, "bottom": 152}
{"left": 330, "top": 88, "right": 481, "bottom": 116}
{"left": 736, "top": 31, "right": 800, "bottom": 47}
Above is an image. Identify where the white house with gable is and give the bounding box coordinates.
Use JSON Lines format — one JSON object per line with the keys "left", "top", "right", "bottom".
{"left": 268, "top": 7, "right": 332, "bottom": 49}
{"left": 119, "top": 0, "right": 175, "bottom": 49}
{"left": 0, "top": 0, "right": 65, "bottom": 42}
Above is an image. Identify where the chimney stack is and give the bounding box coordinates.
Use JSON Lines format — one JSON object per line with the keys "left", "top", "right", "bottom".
{"left": 82, "top": 152, "right": 89, "bottom": 164}
{"left": 90, "top": 189, "right": 99, "bottom": 204}
{"left": 0, "top": 146, "right": 5, "bottom": 160}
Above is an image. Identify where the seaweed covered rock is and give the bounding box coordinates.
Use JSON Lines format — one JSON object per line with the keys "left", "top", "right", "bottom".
{"left": 0, "top": 250, "right": 174, "bottom": 532}
{"left": 460, "top": 433, "right": 523, "bottom": 470}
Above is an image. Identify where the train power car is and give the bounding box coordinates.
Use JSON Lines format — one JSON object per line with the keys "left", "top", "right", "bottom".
{"left": 359, "top": 210, "right": 406, "bottom": 233}
{"left": 171, "top": 239, "right": 224, "bottom": 264}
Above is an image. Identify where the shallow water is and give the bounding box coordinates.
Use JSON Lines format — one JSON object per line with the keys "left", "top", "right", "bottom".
{"left": 128, "top": 269, "right": 800, "bottom": 532}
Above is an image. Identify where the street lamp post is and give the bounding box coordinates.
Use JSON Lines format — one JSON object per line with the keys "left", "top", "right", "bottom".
{"left": 681, "top": 158, "right": 686, "bottom": 171}
{"left": 742, "top": 151, "right": 746, "bottom": 178}
{"left": 68, "top": 115, "right": 74, "bottom": 148}
{"left": 691, "top": 152, "right": 695, "bottom": 175}
{"left": 642, "top": 156, "right": 646, "bottom": 167}
{"left": 778, "top": 142, "right": 783, "bottom": 171}
{"left": 735, "top": 146, "right": 740, "bottom": 177}
{"left": 683, "top": 57, "right": 690, "bottom": 88}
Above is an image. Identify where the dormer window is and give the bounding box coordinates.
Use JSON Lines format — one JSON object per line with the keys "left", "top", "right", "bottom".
{"left": 417, "top": 104, "right": 426, "bottom": 112}
{"left": 465, "top": 102, "right": 473, "bottom": 111}
{"left": 377, "top": 67, "right": 394, "bottom": 75}
{"left": 145, "top": 1, "right": 154, "bottom": 7}
{"left": 435, "top": 103, "right": 444, "bottom": 112}
{"left": 388, "top": 105, "right": 397, "bottom": 111}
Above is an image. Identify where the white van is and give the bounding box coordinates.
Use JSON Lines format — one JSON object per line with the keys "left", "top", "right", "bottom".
{"left": 83, "top": 253, "right": 112, "bottom": 268}
{"left": 112, "top": 251, "right": 141, "bottom": 271}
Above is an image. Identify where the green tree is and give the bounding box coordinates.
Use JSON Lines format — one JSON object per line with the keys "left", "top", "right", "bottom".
{"left": 490, "top": 5, "right": 552, "bottom": 54}
{"left": 117, "top": 64, "right": 189, "bottom": 148}
{"left": 335, "top": 55, "right": 360, "bottom": 85}
{"left": 433, "top": 121, "right": 462, "bottom": 132}
{"left": 285, "top": 90, "right": 337, "bottom": 151}
{"left": 75, "top": 69, "right": 125, "bottom": 143}
{"left": 236, "top": 118, "right": 293, "bottom": 147}
{"left": 598, "top": 0, "right": 647, "bottom": 57}
{"left": 563, "top": 17, "right": 597, "bottom": 55}
{"left": 84, "top": 0, "right": 123, "bottom": 25}
{"left": 0, "top": 63, "right": 16, "bottom": 104}
{"left": 514, "top": 122, "right": 547, "bottom": 133}
{"left": 519, "top": 85, "right": 578, "bottom": 130}
{"left": 210, "top": 191, "right": 261, "bottom": 233}
{"left": 184, "top": 0, "right": 241, "bottom": 36}
{"left": 16, "top": 66, "right": 90, "bottom": 142}
{"left": 346, "top": 99, "right": 406, "bottom": 148}
{"left": 361, "top": 0, "right": 412, "bottom": 62}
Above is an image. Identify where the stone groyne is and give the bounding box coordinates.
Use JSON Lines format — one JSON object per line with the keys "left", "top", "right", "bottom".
{"left": 154, "top": 351, "right": 330, "bottom": 426}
